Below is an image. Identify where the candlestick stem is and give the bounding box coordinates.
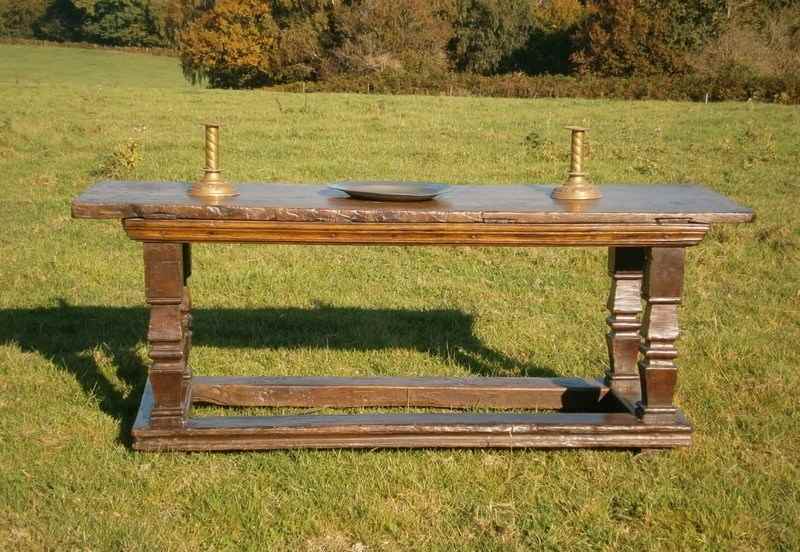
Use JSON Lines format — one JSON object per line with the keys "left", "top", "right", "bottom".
{"left": 189, "top": 123, "right": 238, "bottom": 200}
{"left": 205, "top": 125, "right": 219, "bottom": 171}
{"left": 551, "top": 126, "right": 601, "bottom": 201}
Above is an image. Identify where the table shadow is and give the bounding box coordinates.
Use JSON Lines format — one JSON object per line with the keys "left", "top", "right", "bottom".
{"left": 0, "top": 300, "right": 556, "bottom": 447}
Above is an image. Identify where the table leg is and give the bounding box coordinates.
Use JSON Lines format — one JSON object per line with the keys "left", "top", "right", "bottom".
{"left": 605, "top": 247, "right": 645, "bottom": 396}
{"left": 144, "top": 243, "right": 189, "bottom": 428}
{"left": 181, "top": 244, "right": 192, "bottom": 404}
{"left": 638, "top": 247, "right": 685, "bottom": 423}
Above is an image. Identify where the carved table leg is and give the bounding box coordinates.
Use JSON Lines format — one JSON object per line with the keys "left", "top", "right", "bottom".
{"left": 638, "top": 247, "right": 685, "bottom": 424}
{"left": 144, "top": 243, "right": 189, "bottom": 429}
{"left": 605, "top": 247, "right": 645, "bottom": 396}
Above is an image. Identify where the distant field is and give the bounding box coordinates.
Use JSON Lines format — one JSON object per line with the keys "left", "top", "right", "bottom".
{"left": 0, "top": 44, "right": 798, "bottom": 551}
{"left": 0, "top": 43, "right": 187, "bottom": 89}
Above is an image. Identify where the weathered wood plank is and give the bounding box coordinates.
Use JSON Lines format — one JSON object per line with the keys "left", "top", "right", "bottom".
{"left": 605, "top": 247, "right": 645, "bottom": 395}
{"left": 72, "top": 181, "right": 754, "bottom": 224}
{"left": 191, "top": 375, "right": 609, "bottom": 410}
{"left": 123, "top": 219, "right": 710, "bottom": 246}
{"left": 638, "top": 247, "right": 685, "bottom": 424}
{"left": 144, "top": 243, "right": 189, "bottom": 428}
{"left": 131, "top": 410, "right": 692, "bottom": 451}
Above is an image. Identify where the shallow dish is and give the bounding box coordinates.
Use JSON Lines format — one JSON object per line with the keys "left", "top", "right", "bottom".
{"left": 329, "top": 181, "right": 449, "bottom": 202}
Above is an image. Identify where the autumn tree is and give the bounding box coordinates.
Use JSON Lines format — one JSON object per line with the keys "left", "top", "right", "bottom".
{"left": 448, "top": 0, "right": 533, "bottom": 75}
{"left": 178, "top": 0, "right": 328, "bottom": 87}
{"left": 327, "top": 0, "right": 455, "bottom": 77}
{"left": 572, "top": 0, "right": 691, "bottom": 76}
{"left": 524, "top": 0, "right": 587, "bottom": 74}
{"left": 0, "top": 0, "right": 50, "bottom": 37}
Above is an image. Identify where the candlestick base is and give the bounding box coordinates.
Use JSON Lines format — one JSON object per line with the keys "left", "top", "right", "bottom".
{"left": 551, "top": 172, "right": 601, "bottom": 200}
{"left": 189, "top": 170, "right": 238, "bottom": 199}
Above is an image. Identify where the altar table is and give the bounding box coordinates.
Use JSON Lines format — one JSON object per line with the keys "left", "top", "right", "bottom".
{"left": 71, "top": 181, "right": 753, "bottom": 451}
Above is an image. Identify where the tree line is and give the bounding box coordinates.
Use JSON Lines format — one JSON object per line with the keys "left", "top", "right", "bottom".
{"left": 2, "top": 0, "right": 798, "bottom": 100}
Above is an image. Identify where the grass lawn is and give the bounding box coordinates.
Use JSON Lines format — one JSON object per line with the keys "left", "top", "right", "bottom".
{"left": 1, "top": 43, "right": 799, "bottom": 550}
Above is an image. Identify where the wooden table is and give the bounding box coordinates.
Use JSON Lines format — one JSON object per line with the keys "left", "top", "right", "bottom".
{"left": 72, "top": 181, "right": 753, "bottom": 451}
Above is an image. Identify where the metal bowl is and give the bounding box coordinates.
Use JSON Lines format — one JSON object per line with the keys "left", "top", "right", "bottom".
{"left": 328, "top": 181, "right": 449, "bottom": 202}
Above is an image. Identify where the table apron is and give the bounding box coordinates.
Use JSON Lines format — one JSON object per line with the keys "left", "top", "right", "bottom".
{"left": 123, "top": 219, "right": 709, "bottom": 247}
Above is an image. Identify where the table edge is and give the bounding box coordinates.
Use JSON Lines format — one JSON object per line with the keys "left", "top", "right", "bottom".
{"left": 70, "top": 181, "right": 755, "bottom": 225}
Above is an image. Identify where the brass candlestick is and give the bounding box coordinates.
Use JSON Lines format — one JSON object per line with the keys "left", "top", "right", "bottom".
{"left": 189, "top": 123, "right": 238, "bottom": 199}
{"left": 551, "top": 126, "right": 601, "bottom": 201}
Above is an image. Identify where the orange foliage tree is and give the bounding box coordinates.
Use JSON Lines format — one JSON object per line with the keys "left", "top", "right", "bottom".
{"left": 178, "top": 0, "right": 326, "bottom": 87}
{"left": 326, "top": 0, "right": 455, "bottom": 78}
{"left": 571, "top": 0, "right": 724, "bottom": 76}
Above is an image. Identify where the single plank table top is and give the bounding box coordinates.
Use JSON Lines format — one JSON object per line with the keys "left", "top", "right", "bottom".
{"left": 72, "top": 181, "right": 754, "bottom": 225}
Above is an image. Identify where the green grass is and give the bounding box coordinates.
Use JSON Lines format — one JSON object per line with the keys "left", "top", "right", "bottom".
{"left": 1, "top": 43, "right": 799, "bottom": 550}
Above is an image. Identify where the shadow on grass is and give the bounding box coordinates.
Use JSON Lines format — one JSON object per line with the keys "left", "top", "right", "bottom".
{"left": 0, "top": 301, "right": 555, "bottom": 446}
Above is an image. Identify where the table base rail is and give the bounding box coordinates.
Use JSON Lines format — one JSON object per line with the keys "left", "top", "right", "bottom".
{"left": 190, "top": 375, "right": 610, "bottom": 411}
{"left": 132, "top": 378, "right": 692, "bottom": 451}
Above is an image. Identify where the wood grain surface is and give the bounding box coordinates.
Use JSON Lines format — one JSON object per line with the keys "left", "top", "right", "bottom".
{"left": 122, "top": 219, "right": 711, "bottom": 246}
{"left": 191, "top": 375, "right": 609, "bottom": 411}
{"left": 133, "top": 381, "right": 692, "bottom": 451}
{"left": 605, "top": 247, "right": 645, "bottom": 395}
{"left": 72, "top": 181, "right": 754, "bottom": 224}
{"left": 638, "top": 247, "right": 685, "bottom": 423}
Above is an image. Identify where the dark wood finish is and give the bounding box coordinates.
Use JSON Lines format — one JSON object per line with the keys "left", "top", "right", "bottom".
{"left": 123, "top": 219, "right": 710, "bottom": 247}
{"left": 144, "top": 243, "right": 190, "bottom": 428}
{"left": 180, "top": 243, "right": 192, "bottom": 407}
{"left": 133, "top": 380, "right": 691, "bottom": 451}
{"left": 191, "top": 376, "right": 609, "bottom": 410}
{"left": 638, "top": 247, "right": 685, "bottom": 424}
{"left": 605, "top": 247, "right": 645, "bottom": 395}
{"left": 73, "top": 181, "right": 754, "bottom": 224}
{"left": 69, "top": 180, "right": 754, "bottom": 451}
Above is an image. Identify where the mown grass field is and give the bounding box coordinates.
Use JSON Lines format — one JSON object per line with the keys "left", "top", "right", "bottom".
{"left": 1, "top": 43, "right": 799, "bottom": 550}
